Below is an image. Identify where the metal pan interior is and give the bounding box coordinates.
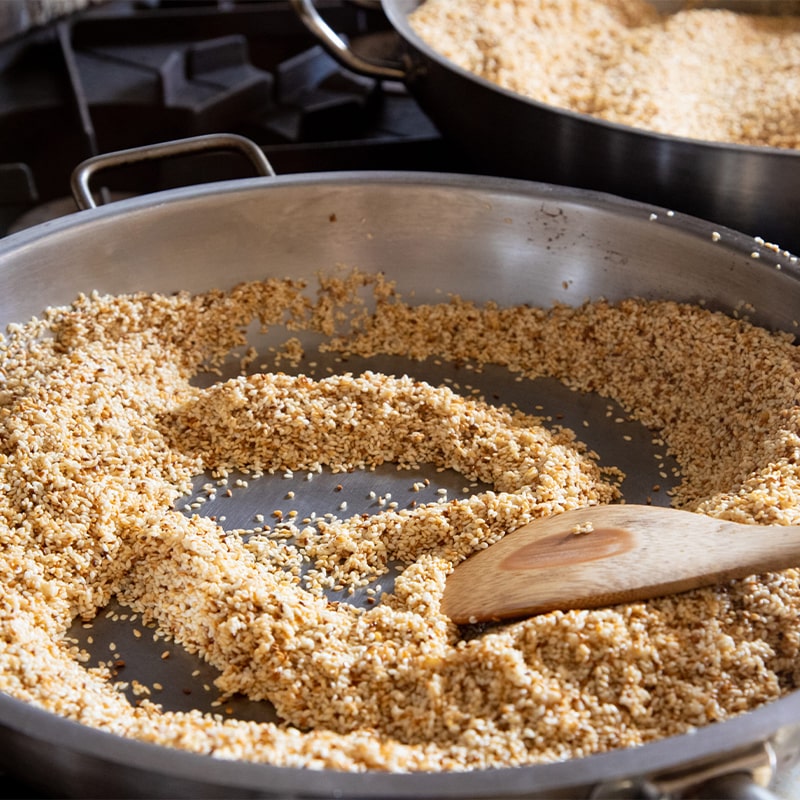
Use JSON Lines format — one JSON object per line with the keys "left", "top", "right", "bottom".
{"left": 0, "top": 172, "right": 799, "bottom": 797}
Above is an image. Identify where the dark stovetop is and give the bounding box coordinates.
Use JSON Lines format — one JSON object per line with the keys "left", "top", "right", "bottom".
{"left": 0, "top": 0, "right": 467, "bottom": 238}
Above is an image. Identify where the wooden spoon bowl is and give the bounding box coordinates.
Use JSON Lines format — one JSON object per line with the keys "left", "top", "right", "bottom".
{"left": 442, "top": 505, "right": 800, "bottom": 624}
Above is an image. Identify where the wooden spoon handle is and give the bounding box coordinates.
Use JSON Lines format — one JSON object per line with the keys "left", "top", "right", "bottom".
{"left": 442, "top": 505, "right": 800, "bottom": 624}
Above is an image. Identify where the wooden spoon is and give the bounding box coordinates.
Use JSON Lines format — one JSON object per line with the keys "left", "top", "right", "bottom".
{"left": 441, "top": 504, "right": 800, "bottom": 624}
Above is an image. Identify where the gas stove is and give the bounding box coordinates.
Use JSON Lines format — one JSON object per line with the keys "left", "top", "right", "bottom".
{"left": 0, "top": 0, "right": 466, "bottom": 237}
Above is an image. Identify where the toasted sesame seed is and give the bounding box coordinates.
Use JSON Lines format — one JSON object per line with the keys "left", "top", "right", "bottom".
{"left": 410, "top": 1, "right": 800, "bottom": 150}
{"left": 0, "top": 267, "right": 798, "bottom": 775}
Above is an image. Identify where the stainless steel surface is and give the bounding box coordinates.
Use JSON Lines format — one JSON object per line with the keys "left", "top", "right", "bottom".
{"left": 0, "top": 168, "right": 800, "bottom": 797}
{"left": 294, "top": 0, "right": 800, "bottom": 254}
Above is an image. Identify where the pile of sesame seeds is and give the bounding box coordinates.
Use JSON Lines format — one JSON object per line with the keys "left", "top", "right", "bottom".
{"left": 1, "top": 268, "right": 800, "bottom": 772}
{"left": 409, "top": 0, "right": 800, "bottom": 149}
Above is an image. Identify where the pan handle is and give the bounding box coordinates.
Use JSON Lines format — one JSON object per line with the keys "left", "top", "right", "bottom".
{"left": 591, "top": 740, "right": 785, "bottom": 799}
{"left": 681, "top": 772, "right": 783, "bottom": 800}
{"left": 70, "top": 133, "right": 276, "bottom": 211}
{"left": 290, "top": 0, "right": 406, "bottom": 81}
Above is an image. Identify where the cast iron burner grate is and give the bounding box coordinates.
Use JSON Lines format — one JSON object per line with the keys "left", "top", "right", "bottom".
{"left": 0, "top": 0, "right": 458, "bottom": 235}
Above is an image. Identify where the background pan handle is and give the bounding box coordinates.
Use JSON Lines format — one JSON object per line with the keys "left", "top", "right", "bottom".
{"left": 290, "top": 0, "right": 406, "bottom": 81}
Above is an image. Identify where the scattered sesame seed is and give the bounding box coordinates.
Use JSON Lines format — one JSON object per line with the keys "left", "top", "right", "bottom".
{"left": 1, "top": 266, "right": 798, "bottom": 775}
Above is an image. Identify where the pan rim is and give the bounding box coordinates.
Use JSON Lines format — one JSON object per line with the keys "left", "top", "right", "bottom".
{"left": 0, "top": 169, "right": 795, "bottom": 261}
{"left": 1, "top": 687, "right": 800, "bottom": 797}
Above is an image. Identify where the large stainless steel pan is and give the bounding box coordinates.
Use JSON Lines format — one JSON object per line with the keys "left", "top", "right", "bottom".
{"left": 1, "top": 135, "right": 800, "bottom": 798}
{"left": 292, "top": 0, "right": 800, "bottom": 256}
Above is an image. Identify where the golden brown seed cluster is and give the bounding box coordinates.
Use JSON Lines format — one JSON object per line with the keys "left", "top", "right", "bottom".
{"left": 409, "top": 0, "right": 800, "bottom": 149}
{"left": 1, "top": 269, "right": 800, "bottom": 772}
